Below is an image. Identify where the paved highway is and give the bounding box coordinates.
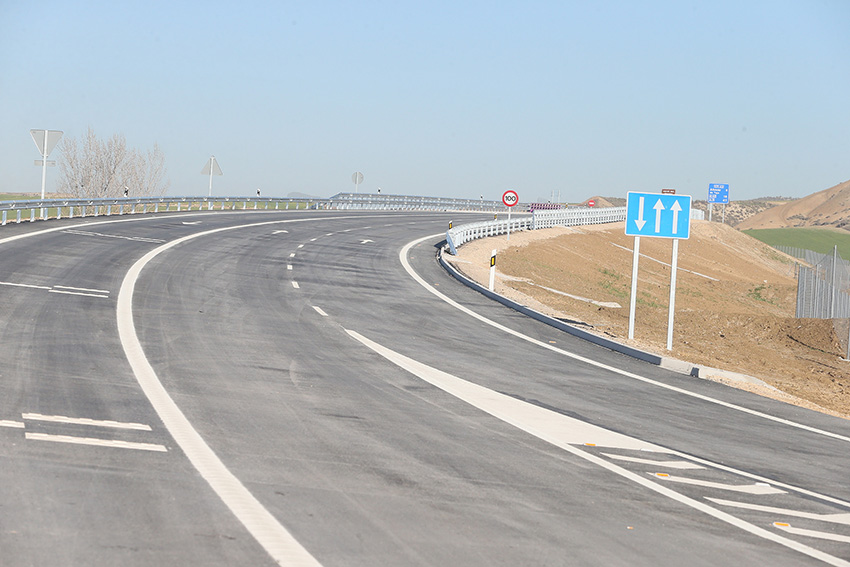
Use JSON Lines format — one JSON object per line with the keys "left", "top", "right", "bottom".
{"left": 1, "top": 210, "right": 849, "bottom": 566}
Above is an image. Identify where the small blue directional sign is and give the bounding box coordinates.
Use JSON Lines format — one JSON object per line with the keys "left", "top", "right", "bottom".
{"left": 708, "top": 183, "right": 729, "bottom": 204}
{"left": 625, "top": 192, "right": 692, "bottom": 239}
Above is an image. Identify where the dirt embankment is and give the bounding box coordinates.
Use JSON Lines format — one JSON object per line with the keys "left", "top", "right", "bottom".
{"left": 446, "top": 221, "right": 850, "bottom": 419}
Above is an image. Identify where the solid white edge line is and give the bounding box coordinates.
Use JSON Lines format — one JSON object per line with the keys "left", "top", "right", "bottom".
{"left": 399, "top": 234, "right": 850, "bottom": 446}
{"left": 0, "top": 420, "right": 25, "bottom": 428}
{"left": 0, "top": 281, "right": 51, "bottom": 290}
{"left": 25, "top": 432, "right": 167, "bottom": 452}
{"left": 117, "top": 218, "right": 324, "bottom": 567}
{"left": 345, "top": 328, "right": 850, "bottom": 567}
{"left": 773, "top": 523, "right": 850, "bottom": 544}
{"left": 401, "top": 234, "right": 850, "bottom": 510}
{"left": 22, "top": 413, "right": 151, "bottom": 431}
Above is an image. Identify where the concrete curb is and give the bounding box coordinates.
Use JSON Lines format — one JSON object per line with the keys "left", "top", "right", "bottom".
{"left": 439, "top": 246, "right": 771, "bottom": 388}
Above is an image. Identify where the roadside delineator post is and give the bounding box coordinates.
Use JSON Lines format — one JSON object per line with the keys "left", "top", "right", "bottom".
{"left": 489, "top": 249, "right": 497, "bottom": 291}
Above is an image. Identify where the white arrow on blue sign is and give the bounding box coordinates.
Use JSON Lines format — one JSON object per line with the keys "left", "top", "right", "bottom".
{"left": 625, "top": 192, "right": 692, "bottom": 239}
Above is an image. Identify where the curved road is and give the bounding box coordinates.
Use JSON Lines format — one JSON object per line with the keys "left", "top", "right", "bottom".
{"left": 1, "top": 210, "right": 849, "bottom": 566}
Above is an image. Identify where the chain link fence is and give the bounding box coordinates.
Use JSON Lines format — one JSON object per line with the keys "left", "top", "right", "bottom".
{"left": 775, "top": 245, "right": 850, "bottom": 358}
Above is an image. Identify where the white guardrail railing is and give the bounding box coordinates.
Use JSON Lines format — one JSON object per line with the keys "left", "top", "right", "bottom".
{"left": 0, "top": 192, "right": 515, "bottom": 226}
{"left": 445, "top": 207, "right": 627, "bottom": 254}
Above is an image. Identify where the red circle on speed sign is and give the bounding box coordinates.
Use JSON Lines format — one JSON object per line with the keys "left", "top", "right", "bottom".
{"left": 588, "top": 199, "right": 596, "bottom": 207}
{"left": 502, "top": 190, "right": 519, "bottom": 207}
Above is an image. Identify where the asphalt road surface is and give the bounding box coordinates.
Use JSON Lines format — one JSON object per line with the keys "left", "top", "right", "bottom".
{"left": 1, "top": 209, "right": 849, "bottom": 566}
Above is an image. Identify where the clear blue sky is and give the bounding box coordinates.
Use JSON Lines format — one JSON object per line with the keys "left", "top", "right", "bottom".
{"left": 1, "top": 0, "right": 848, "bottom": 202}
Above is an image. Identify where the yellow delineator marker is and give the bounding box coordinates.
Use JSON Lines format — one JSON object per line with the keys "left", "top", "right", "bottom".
{"left": 489, "top": 249, "right": 497, "bottom": 291}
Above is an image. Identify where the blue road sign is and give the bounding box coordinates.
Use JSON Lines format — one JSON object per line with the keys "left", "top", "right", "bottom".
{"left": 625, "top": 192, "right": 692, "bottom": 239}
{"left": 708, "top": 183, "right": 729, "bottom": 204}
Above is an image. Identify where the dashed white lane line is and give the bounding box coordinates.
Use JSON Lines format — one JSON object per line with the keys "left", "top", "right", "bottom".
{"left": 603, "top": 453, "right": 704, "bottom": 470}
{"left": 53, "top": 285, "right": 110, "bottom": 294}
{"left": 289, "top": 253, "right": 296, "bottom": 257}
{"left": 25, "top": 432, "right": 167, "bottom": 452}
{"left": 287, "top": 265, "right": 293, "bottom": 270}
{"left": 345, "top": 328, "right": 850, "bottom": 567}
{"left": 49, "top": 289, "right": 110, "bottom": 298}
{"left": 312, "top": 306, "right": 329, "bottom": 317}
{"left": 650, "top": 473, "right": 785, "bottom": 495}
{"left": 773, "top": 523, "right": 850, "bottom": 544}
{"left": 299, "top": 243, "right": 306, "bottom": 247}
{"left": 309, "top": 238, "right": 317, "bottom": 242}
{"left": 117, "top": 218, "right": 323, "bottom": 567}
{"left": 707, "top": 498, "right": 850, "bottom": 526}
{"left": 0, "top": 281, "right": 50, "bottom": 290}
{"left": 292, "top": 282, "right": 300, "bottom": 289}
{"left": 22, "top": 413, "right": 151, "bottom": 431}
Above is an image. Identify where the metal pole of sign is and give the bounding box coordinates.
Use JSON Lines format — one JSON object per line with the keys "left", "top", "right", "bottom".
{"left": 628, "top": 236, "right": 640, "bottom": 340}
{"left": 708, "top": 203, "right": 713, "bottom": 222}
{"left": 666, "top": 238, "right": 680, "bottom": 351}
{"left": 507, "top": 209, "right": 512, "bottom": 241}
{"left": 722, "top": 203, "right": 726, "bottom": 224}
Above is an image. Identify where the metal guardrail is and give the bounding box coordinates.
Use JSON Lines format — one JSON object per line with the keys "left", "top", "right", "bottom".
{"left": 444, "top": 207, "right": 627, "bottom": 254}
{"left": 0, "top": 192, "right": 518, "bottom": 226}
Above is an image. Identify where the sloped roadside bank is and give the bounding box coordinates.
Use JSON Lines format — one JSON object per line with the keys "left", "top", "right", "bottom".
{"left": 441, "top": 222, "right": 850, "bottom": 420}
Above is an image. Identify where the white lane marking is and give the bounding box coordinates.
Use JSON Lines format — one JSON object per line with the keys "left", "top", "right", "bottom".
{"left": 292, "top": 282, "right": 300, "bottom": 289}
{"left": 48, "top": 289, "right": 110, "bottom": 298}
{"left": 25, "top": 432, "right": 168, "bottom": 452}
{"left": 325, "top": 233, "right": 333, "bottom": 236}
{"left": 22, "top": 413, "right": 151, "bottom": 431}
{"left": 298, "top": 244, "right": 305, "bottom": 248}
{"left": 0, "top": 281, "right": 51, "bottom": 290}
{"left": 312, "top": 306, "right": 329, "bottom": 317}
{"left": 774, "top": 523, "right": 850, "bottom": 544}
{"left": 0, "top": 420, "right": 25, "bottom": 428}
{"left": 117, "top": 218, "right": 324, "bottom": 567}
{"left": 603, "top": 453, "right": 704, "bottom": 469}
{"left": 400, "top": 234, "right": 850, "bottom": 445}
{"left": 346, "top": 329, "right": 850, "bottom": 567}
{"left": 273, "top": 230, "right": 289, "bottom": 234}
{"left": 650, "top": 473, "right": 785, "bottom": 495}
{"left": 360, "top": 239, "right": 373, "bottom": 244}
{"left": 287, "top": 265, "right": 293, "bottom": 271}
{"left": 707, "top": 498, "right": 850, "bottom": 526}
{"left": 182, "top": 221, "right": 202, "bottom": 225}
{"left": 53, "top": 285, "right": 110, "bottom": 294}
{"left": 289, "top": 253, "right": 296, "bottom": 258}
{"left": 63, "top": 229, "right": 166, "bottom": 243}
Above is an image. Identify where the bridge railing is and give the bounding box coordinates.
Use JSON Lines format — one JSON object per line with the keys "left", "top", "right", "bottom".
{"left": 0, "top": 191, "right": 521, "bottom": 226}
{"left": 445, "top": 206, "right": 626, "bottom": 254}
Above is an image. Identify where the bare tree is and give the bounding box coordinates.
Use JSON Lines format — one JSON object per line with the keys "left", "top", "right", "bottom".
{"left": 58, "top": 128, "right": 170, "bottom": 198}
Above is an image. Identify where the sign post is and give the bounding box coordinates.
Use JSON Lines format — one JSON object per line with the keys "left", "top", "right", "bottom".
{"left": 351, "top": 172, "right": 364, "bottom": 193}
{"left": 708, "top": 183, "right": 729, "bottom": 223}
{"left": 502, "top": 190, "right": 518, "bottom": 241}
{"left": 201, "top": 156, "right": 223, "bottom": 197}
{"left": 31, "top": 129, "right": 63, "bottom": 219}
{"left": 625, "top": 191, "right": 692, "bottom": 350}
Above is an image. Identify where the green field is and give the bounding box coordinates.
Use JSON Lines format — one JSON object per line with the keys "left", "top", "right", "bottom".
{"left": 0, "top": 193, "right": 37, "bottom": 201}
{"left": 743, "top": 227, "right": 850, "bottom": 259}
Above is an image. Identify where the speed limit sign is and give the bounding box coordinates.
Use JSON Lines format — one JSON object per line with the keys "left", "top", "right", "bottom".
{"left": 502, "top": 190, "right": 519, "bottom": 207}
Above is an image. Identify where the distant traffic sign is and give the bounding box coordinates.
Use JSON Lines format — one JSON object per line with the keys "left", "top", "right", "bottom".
{"left": 708, "top": 183, "right": 729, "bottom": 204}
{"left": 587, "top": 199, "right": 595, "bottom": 207}
{"left": 502, "top": 190, "right": 518, "bottom": 207}
{"left": 625, "top": 192, "right": 691, "bottom": 239}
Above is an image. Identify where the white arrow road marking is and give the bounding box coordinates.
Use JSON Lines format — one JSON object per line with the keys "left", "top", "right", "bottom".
{"left": 346, "top": 328, "right": 850, "bottom": 567}
{"left": 634, "top": 196, "right": 646, "bottom": 231}
{"left": 653, "top": 199, "right": 665, "bottom": 233}
{"left": 603, "top": 453, "right": 704, "bottom": 469}
{"left": 650, "top": 473, "right": 785, "bottom": 494}
{"left": 773, "top": 523, "right": 850, "bottom": 544}
{"left": 707, "top": 498, "right": 850, "bottom": 526}
{"left": 670, "top": 200, "right": 683, "bottom": 234}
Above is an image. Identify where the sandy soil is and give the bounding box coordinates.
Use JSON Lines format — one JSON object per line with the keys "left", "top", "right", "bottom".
{"left": 446, "top": 221, "right": 850, "bottom": 419}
